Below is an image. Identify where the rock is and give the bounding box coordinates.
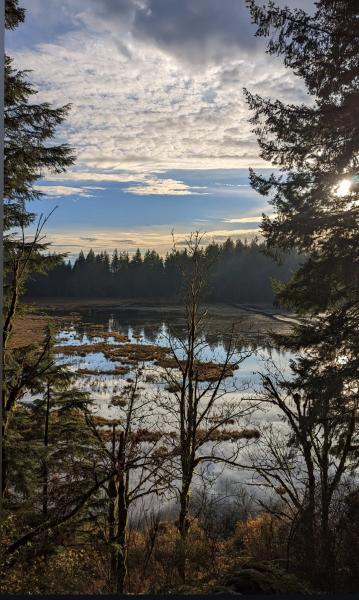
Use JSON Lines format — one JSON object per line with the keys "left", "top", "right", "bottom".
{"left": 212, "top": 561, "right": 309, "bottom": 595}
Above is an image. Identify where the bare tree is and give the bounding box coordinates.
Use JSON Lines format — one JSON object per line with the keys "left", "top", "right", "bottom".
{"left": 247, "top": 358, "right": 359, "bottom": 587}
{"left": 86, "top": 367, "right": 172, "bottom": 594}
{"left": 156, "top": 232, "right": 259, "bottom": 582}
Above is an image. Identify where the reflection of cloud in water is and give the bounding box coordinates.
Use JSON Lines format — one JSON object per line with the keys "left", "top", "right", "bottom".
{"left": 52, "top": 311, "right": 295, "bottom": 512}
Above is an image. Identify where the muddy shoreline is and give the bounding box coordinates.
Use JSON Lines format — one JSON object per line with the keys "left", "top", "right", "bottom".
{"left": 9, "top": 298, "right": 296, "bottom": 350}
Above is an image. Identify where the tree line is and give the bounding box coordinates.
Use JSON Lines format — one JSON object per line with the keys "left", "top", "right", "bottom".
{"left": 26, "top": 239, "right": 300, "bottom": 303}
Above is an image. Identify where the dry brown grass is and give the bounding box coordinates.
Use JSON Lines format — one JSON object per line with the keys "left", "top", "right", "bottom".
{"left": 55, "top": 341, "right": 170, "bottom": 364}
{"left": 198, "top": 428, "right": 260, "bottom": 442}
{"left": 156, "top": 357, "right": 237, "bottom": 381}
{"left": 55, "top": 338, "right": 239, "bottom": 383}
{"left": 77, "top": 365, "right": 130, "bottom": 376}
{"left": 8, "top": 313, "right": 80, "bottom": 349}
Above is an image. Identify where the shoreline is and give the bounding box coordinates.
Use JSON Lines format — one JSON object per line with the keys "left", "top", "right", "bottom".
{"left": 24, "top": 297, "right": 294, "bottom": 318}
{"left": 10, "top": 298, "right": 297, "bottom": 350}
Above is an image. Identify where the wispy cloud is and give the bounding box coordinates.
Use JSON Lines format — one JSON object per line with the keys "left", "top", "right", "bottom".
{"left": 47, "top": 171, "right": 144, "bottom": 183}
{"left": 7, "top": 0, "right": 310, "bottom": 254}
{"left": 38, "top": 224, "right": 261, "bottom": 257}
{"left": 37, "top": 184, "right": 104, "bottom": 198}
{"left": 222, "top": 216, "right": 261, "bottom": 224}
{"left": 46, "top": 172, "right": 208, "bottom": 197}
{"left": 111, "top": 239, "right": 135, "bottom": 245}
{"left": 10, "top": 7, "right": 309, "bottom": 178}
{"left": 124, "top": 177, "right": 208, "bottom": 196}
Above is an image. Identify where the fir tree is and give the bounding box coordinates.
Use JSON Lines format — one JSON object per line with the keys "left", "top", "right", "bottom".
{"left": 245, "top": 0, "right": 359, "bottom": 589}
{"left": 4, "top": 328, "right": 103, "bottom": 563}
{"left": 2, "top": 0, "right": 75, "bottom": 494}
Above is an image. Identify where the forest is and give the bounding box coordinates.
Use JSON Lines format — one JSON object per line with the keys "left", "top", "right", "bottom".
{"left": 2, "top": 0, "right": 358, "bottom": 596}
{"left": 26, "top": 239, "right": 300, "bottom": 302}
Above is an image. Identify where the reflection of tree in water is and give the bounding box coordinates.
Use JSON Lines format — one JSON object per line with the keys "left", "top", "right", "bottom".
{"left": 82, "top": 309, "right": 109, "bottom": 327}
{"left": 62, "top": 310, "right": 281, "bottom": 361}
{"left": 141, "top": 323, "right": 162, "bottom": 343}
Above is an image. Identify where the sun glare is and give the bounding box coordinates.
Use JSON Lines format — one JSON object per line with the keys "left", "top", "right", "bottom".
{"left": 336, "top": 178, "right": 352, "bottom": 196}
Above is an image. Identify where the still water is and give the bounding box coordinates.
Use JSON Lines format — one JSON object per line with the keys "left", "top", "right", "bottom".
{"left": 52, "top": 307, "right": 295, "bottom": 512}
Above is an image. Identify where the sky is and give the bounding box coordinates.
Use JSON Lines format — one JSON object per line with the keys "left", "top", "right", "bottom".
{"left": 6, "top": 0, "right": 313, "bottom": 259}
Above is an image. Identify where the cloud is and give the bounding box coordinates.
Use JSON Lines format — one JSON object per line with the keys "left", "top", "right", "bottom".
{"left": 37, "top": 222, "right": 261, "bottom": 258}
{"left": 36, "top": 184, "right": 104, "bottom": 198}
{"left": 62, "top": 0, "right": 314, "bottom": 66}
{"left": 124, "top": 176, "right": 208, "bottom": 196}
{"left": 48, "top": 171, "right": 144, "bottom": 183}
{"left": 215, "top": 183, "right": 250, "bottom": 188}
{"left": 14, "top": 0, "right": 315, "bottom": 66}
{"left": 111, "top": 239, "right": 135, "bottom": 244}
{"left": 204, "top": 228, "right": 260, "bottom": 241}
{"left": 40, "top": 0, "right": 261, "bottom": 67}
{"left": 46, "top": 172, "right": 209, "bottom": 196}
{"left": 222, "top": 216, "right": 261, "bottom": 224}
{"left": 9, "top": 0, "right": 311, "bottom": 179}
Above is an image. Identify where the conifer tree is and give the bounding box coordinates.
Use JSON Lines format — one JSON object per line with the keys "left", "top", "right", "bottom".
{"left": 1, "top": 322, "right": 125, "bottom": 571}
{"left": 245, "top": 0, "right": 359, "bottom": 588}
{"left": 3, "top": 327, "right": 104, "bottom": 564}
{"left": 4, "top": 0, "right": 74, "bottom": 341}
{"left": 2, "top": 0, "right": 75, "bottom": 495}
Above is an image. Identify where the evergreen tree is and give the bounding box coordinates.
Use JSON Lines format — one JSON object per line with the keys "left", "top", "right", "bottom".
{"left": 26, "top": 240, "right": 300, "bottom": 303}
{"left": 111, "top": 249, "right": 119, "bottom": 274}
{"left": 245, "top": 0, "right": 359, "bottom": 589}
{"left": 2, "top": 0, "right": 75, "bottom": 494}
{"left": 3, "top": 328, "right": 105, "bottom": 564}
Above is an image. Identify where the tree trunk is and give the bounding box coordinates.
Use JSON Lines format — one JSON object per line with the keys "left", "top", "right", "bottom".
{"left": 178, "top": 481, "right": 190, "bottom": 583}
{"left": 320, "top": 499, "right": 335, "bottom": 591}
{"left": 3, "top": 276, "right": 19, "bottom": 352}
{"left": 108, "top": 476, "right": 117, "bottom": 589}
{"left": 320, "top": 459, "right": 335, "bottom": 590}
{"left": 108, "top": 425, "right": 117, "bottom": 589}
{"left": 1, "top": 417, "right": 7, "bottom": 497}
{"left": 42, "top": 381, "right": 50, "bottom": 517}
{"left": 1, "top": 390, "right": 15, "bottom": 496}
{"left": 301, "top": 446, "right": 317, "bottom": 583}
{"left": 116, "top": 471, "right": 128, "bottom": 594}
{"left": 2, "top": 389, "right": 12, "bottom": 496}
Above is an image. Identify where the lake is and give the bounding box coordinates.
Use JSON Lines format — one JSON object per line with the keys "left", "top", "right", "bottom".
{"left": 37, "top": 302, "right": 296, "bottom": 515}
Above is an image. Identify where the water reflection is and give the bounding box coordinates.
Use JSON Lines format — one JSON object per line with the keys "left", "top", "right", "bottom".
{"left": 54, "top": 309, "right": 293, "bottom": 402}
{"left": 48, "top": 308, "right": 295, "bottom": 509}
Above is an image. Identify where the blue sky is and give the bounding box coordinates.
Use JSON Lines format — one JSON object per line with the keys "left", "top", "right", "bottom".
{"left": 7, "top": 0, "right": 312, "bottom": 258}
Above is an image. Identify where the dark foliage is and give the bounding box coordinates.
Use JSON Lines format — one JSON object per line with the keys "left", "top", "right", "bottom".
{"left": 2, "top": 0, "right": 75, "bottom": 495}
{"left": 26, "top": 238, "right": 300, "bottom": 303}
{"left": 245, "top": 0, "right": 359, "bottom": 591}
